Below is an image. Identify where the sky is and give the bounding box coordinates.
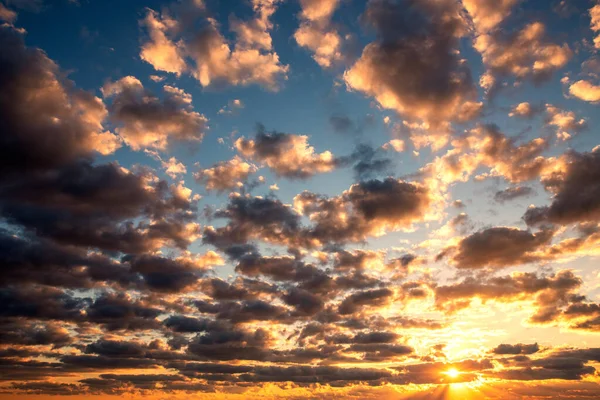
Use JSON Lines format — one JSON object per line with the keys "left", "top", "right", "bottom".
{"left": 1, "top": 0, "right": 600, "bottom": 398}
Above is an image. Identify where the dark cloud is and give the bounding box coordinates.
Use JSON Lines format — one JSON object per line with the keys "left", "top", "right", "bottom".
{"left": 343, "top": 0, "right": 481, "bottom": 125}
{"left": 494, "top": 186, "right": 535, "bottom": 203}
{"left": 124, "top": 254, "right": 211, "bottom": 293}
{"left": 282, "top": 288, "right": 325, "bottom": 316}
{"left": 86, "top": 292, "right": 162, "bottom": 331}
{"left": 0, "top": 25, "right": 118, "bottom": 182}
{"left": 434, "top": 269, "right": 584, "bottom": 325}
{"left": 1, "top": 160, "right": 200, "bottom": 254}
{"left": 492, "top": 343, "right": 540, "bottom": 355}
{"left": 439, "top": 227, "right": 554, "bottom": 269}
{"left": 295, "top": 178, "right": 433, "bottom": 245}
{"left": 338, "top": 288, "right": 393, "bottom": 315}
{"left": 102, "top": 77, "right": 206, "bottom": 150}
{"left": 235, "top": 126, "right": 339, "bottom": 179}
{"left": 524, "top": 150, "right": 600, "bottom": 226}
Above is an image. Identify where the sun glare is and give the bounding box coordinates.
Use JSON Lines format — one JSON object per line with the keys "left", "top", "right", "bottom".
{"left": 444, "top": 368, "right": 461, "bottom": 379}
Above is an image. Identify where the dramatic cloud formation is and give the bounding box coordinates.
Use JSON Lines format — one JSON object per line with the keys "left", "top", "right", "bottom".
{"left": 524, "top": 149, "right": 600, "bottom": 226}
{"left": 294, "top": 0, "right": 344, "bottom": 68}
{"left": 2, "top": 1, "right": 600, "bottom": 399}
{"left": 140, "top": 8, "right": 187, "bottom": 75}
{"left": 195, "top": 156, "right": 257, "bottom": 192}
{"left": 235, "top": 127, "right": 338, "bottom": 178}
{"left": 102, "top": 77, "right": 207, "bottom": 150}
{"left": 140, "top": 0, "right": 288, "bottom": 90}
{"left": 344, "top": 0, "right": 482, "bottom": 125}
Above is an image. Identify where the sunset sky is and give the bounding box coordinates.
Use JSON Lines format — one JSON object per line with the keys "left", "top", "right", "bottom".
{"left": 1, "top": 0, "right": 600, "bottom": 398}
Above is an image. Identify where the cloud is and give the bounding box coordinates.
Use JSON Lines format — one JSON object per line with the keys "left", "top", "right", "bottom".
{"left": 124, "top": 252, "right": 223, "bottom": 293}
{"left": 194, "top": 156, "right": 257, "bottom": 192}
{"left": 145, "top": 150, "right": 188, "bottom": 178}
{"left": 140, "top": 1, "right": 288, "bottom": 90}
{"left": 545, "top": 104, "right": 586, "bottom": 140}
{"left": 140, "top": 8, "right": 186, "bottom": 75}
{"left": 508, "top": 102, "right": 540, "bottom": 118}
{"left": 524, "top": 149, "right": 600, "bottom": 226}
{"left": 4, "top": 2, "right": 600, "bottom": 396}
{"left": 1, "top": 161, "right": 201, "bottom": 254}
{"left": 235, "top": 127, "right": 338, "bottom": 179}
{"left": 462, "top": 0, "right": 519, "bottom": 33}
{"left": 343, "top": 0, "right": 481, "bottom": 125}
{"left": 338, "top": 288, "right": 393, "bottom": 315}
{"left": 187, "top": 6, "right": 288, "bottom": 89}
{"left": 0, "top": 25, "right": 119, "bottom": 181}
{"left": 434, "top": 269, "right": 583, "bottom": 321}
{"left": 494, "top": 186, "right": 535, "bottom": 202}
{"left": 294, "top": 177, "right": 435, "bottom": 244}
{"left": 421, "top": 124, "right": 554, "bottom": 185}
{"left": 492, "top": 343, "right": 540, "bottom": 355}
{"left": 294, "top": 0, "right": 344, "bottom": 68}
{"left": 569, "top": 80, "right": 600, "bottom": 103}
{"left": 474, "top": 22, "right": 571, "bottom": 89}
{"left": 0, "top": 3, "right": 17, "bottom": 22}
{"left": 591, "top": 3, "right": 600, "bottom": 49}
{"left": 102, "top": 77, "right": 207, "bottom": 150}
{"left": 439, "top": 227, "right": 554, "bottom": 269}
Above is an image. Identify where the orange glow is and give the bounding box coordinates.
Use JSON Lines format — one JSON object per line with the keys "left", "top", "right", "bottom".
{"left": 444, "top": 368, "right": 461, "bottom": 379}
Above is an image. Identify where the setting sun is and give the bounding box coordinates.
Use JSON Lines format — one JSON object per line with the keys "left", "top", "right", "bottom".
{"left": 445, "top": 368, "right": 461, "bottom": 379}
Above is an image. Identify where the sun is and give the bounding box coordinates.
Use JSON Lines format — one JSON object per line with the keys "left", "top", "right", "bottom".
{"left": 444, "top": 368, "right": 461, "bottom": 378}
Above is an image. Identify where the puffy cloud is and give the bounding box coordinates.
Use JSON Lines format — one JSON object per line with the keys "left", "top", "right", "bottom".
{"left": 295, "top": 177, "right": 435, "bottom": 244}
{"left": 229, "top": 0, "right": 280, "bottom": 51}
{"left": 140, "top": 1, "right": 288, "bottom": 90}
{"left": 508, "top": 102, "right": 540, "bottom": 118}
{"left": 462, "top": 0, "right": 519, "bottom": 33}
{"left": 294, "top": 0, "right": 343, "bottom": 68}
{"left": 187, "top": 11, "right": 288, "bottom": 89}
{"left": 0, "top": 25, "right": 119, "bottom": 181}
{"left": 204, "top": 177, "right": 435, "bottom": 251}
{"left": 139, "top": 8, "right": 186, "bottom": 75}
{"left": 439, "top": 227, "right": 554, "bottom": 269}
{"left": 421, "top": 124, "right": 555, "bottom": 188}
{"left": 435, "top": 268, "right": 600, "bottom": 332}
{"left": 204, "top": 194, "right": 302, "bottom": 250}
{"left": 434, "top": 269, "right": 582, "bottom": 320}
{"left": 474, "top": 22, "right": 572, "bottom": 88}
{"left": 524, "top": 149, "right": 600, "bottom": 226}
{"left": 0, "top": 3, "right": 17, "bottom": 22}
{"left": 338, "top": 288, "right": 393, "bottom": 315}
{"left": 194, "top": 156, "right": 257, "bottom": 192}
{"left": 333, "top": 249, "right": 386, "bottom": 271}
{"left": 124, "top": 252, "right": 223, "bottom": 293}
{"left": 1, "top": 161, "right": 201, "bottom": 254}
{"left": 383, "top": 139, "right": 405, "bottom": 152}
{"left": 545, "top": 104, "right": 586, "bottom": 140}
{"left": 145, "top": 150, "right": 188, "bottom": 178}
{"left": 343, "top": 0, "right": 481, "bottom": 125}
{"left": 591, "top": 3, "right": 600, "bottom": 49}
{"left": 235, "top": 127, "right": 338, "bottom": 179}
{"left": 569, "top": 80, "right": 600, "bottom": 103}
{"left": 103, "top": 77, "right": 207, "bottom": 150}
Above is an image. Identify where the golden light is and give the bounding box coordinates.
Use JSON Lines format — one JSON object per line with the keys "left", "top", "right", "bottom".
{"left": 444, "top": 368, "right": 461, "bottom": 379}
